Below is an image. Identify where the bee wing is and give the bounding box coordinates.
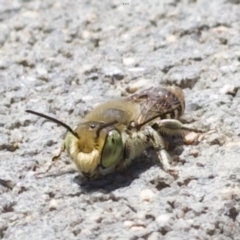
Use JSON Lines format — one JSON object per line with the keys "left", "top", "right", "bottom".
{"left": 126, "top": 86, "right": 185, "bottom": 126}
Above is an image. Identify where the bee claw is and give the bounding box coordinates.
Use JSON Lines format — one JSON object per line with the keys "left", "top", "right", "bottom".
{"left": 156, "top": 148, "right": 179, "bottom": 178}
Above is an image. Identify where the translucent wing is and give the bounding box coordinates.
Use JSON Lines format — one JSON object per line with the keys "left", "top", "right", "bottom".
{"left": 125, "top": 86, "right": 185, "bottom": 126}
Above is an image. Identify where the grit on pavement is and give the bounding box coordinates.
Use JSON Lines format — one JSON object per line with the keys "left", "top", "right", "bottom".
{"left": 0, "top": 0, "right": 240, "bottom": 239}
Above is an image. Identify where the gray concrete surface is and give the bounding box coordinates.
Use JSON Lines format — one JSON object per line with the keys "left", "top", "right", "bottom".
{"left": 0, "top": 0, "right": 240, "bottom": 239}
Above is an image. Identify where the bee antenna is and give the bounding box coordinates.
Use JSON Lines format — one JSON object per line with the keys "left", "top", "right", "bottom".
{"left": 96, "top": 120, "right": 118, "bottom": 137}
{"left": 26, "top": 110, "right": 79, "bottom": 139}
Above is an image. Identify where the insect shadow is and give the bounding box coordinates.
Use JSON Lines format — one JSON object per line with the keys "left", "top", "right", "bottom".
{"left": 38, "top": 154, "right": 156, "bottom": 192}
{"left": 73, "top": 156, "right": 155, "bottom": 192}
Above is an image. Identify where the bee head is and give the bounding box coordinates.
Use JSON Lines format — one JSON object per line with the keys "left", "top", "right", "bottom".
{"left": 26, "top": 110, "right": 123, "bottom": 178}
{"left": 66, "top": 121, "right": 123, "bottom": 178}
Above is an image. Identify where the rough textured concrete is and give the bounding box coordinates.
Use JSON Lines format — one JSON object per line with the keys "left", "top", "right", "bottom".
{"left": 1, "top": 0, "right": 240, "bottom": 239}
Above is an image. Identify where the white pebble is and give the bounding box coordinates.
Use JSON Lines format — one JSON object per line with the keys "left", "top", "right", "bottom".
{"left": 140, "top": 189, "right": 155, "bottom": 202}
{"left": 156, "top": 213, "right": 173, "bottom": 224}
{"left": 126, "top": 79, "right": 150, "bottom": 93}
{"left": 122, "top": 57, "right": 136, "bottom": 66}
{"left": 123, "top": 220, "right": 134, "bottom": 227}
{"left": 219, "top": 84, "right": 238, "bottom": 96}
{"left": 49, "top": 199, "right": 58, "bottom": 210}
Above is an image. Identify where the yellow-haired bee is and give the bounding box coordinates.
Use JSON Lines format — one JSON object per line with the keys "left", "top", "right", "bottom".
{"left": 26, "top": 86, "right": 197, "bottom": 179}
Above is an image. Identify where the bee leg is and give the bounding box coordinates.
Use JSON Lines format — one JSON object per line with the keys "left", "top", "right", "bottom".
{"left": 34, "top": 145, "right": 65, "bottom": 177}
{"left": 157, "top": 145, "right": 179, "bottom": 177}
{"left": 155, "top": 119, "right": 205, "bottom": 133}
{"left": 152, "top": 119, "right": 207, "bottom": 145}
{"left": 147, "top": 127, "right": 179, "bottom": 176}
{"left": 122, "top": 126, "right": 178, "bottom": 176}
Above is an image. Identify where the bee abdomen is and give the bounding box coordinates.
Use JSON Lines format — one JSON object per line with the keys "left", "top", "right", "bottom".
{"left": 126, "top": 85, "right": 185, "bottom": 125}
{"left": 152, "top": 86, "right": 185, "bottom": 120}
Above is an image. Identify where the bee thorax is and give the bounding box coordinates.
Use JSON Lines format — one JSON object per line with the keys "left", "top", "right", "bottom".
{"left": 120, "top": 128, "right": 153, "bottom": 167}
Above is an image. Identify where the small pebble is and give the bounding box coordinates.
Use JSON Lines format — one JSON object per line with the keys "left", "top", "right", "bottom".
{"left": 139, "top": 189, "right": 155, "bottom": 202}
{"left": 49, "top": 199, "right": 58, "bottom": 211}
{"left": 206, "top": 133, "right": 226, "bottom": 146}
{"left": 219, "top": 188, "right": 235, "bottom": 200}
{"left": 219, "top": 84, "right": 238, "bottom": 96}
{"left": 123, "top": 220, "right": 134, "bottom": 227}
{"left": 122, "top": 57, "right": 136, "bottom": 66}
{"left": 131, "top": 226, "right": 145, "bottom": 231}
{"left": 166, "top": 34, "right": 177, "bottom": 43}
{"left": 81, "top": 95, "right": 94, "bottom": 102}
{"left": 190, "top": 202, "right": 204, "bottom": 215}
{"left": 10, "top": 129, "right": 23, "bottom": 143}
{"left": 128, "top": 67, "right": 145, "bottom": 73}
{"left": 173, "top": 218, "right": 191, "bottom": 231}
{"left": 36, "top": 67, "right": 48, "bottom": 80}
{"left": 202, "top": 222, "right": 215, "bottom": 235}
{"left": 226, "top": 140, "right": 240, "bottom": 148}
{"left": 184, "top": 132, "right": 199, "bottom": 144}
{"left": 156, "top": 213, "right": 173, "bottom": 225}
{"left": 126, "top": 79, "right": 149, "bottom": 93}
{"left": 165, "top": 66, "right": 200, "bottom": 89}
{"left": 147, "top": 232, "right": 162, "bottom": 240}
{"left": 220, "top": 65, "right": 235, "bottom": 74}
{"left": 79, "top": 64, "right": 93, "bottom": 74}
{"left": 89, "top": 212, "right": 103, "bottom": 223}
{"left": 189, "top": 149, "right": 199, "bottom": 157}
{"left": 102, "top": 65, "right": 125, "bottom": 80}
{"left": 174, "top": 209, "right": 185, "bottom": 219}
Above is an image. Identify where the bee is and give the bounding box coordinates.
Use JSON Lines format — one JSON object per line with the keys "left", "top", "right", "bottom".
{"left": 26, "top": 86, "right": 197, "bottom": 179}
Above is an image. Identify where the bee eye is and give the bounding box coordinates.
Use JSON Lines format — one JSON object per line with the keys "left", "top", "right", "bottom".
{"left": 101, "top": 130, "right": 123, "bottom": 168}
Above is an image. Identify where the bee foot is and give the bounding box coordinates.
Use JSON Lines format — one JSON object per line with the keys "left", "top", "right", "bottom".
{"left": 33, "top": 161, "right": 57, "bottom": 179}
{"left": 158, "top": 149, "right": 171, "bottom": 168}
{"left": 157, "top": 149, "right": 179, "bottom": 178}
{"left": 184, "top": 129, "right": 217, "bottom": 144}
